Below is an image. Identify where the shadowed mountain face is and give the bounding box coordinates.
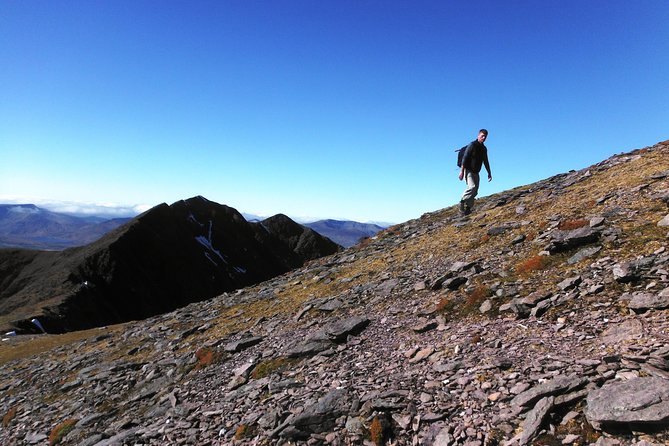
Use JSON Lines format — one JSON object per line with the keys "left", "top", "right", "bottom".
{"left": 0, "top": 196, "right": 340, "bottom": 333}
{"left": 0, "top": 204, "right": 130, "bottom": 250}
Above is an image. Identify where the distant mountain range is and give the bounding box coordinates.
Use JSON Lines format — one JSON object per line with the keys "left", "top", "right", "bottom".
{"left": 1, "top": 204, "right": 386, "bottom": 250}
{"left": 0, "top": 204, "right": 130, "bottom": 250}
{"left": 0, "top": 196, "right": 340, "bottom": 333}
{"left": 304, "top": 219, "right": 385, "bottom": 247}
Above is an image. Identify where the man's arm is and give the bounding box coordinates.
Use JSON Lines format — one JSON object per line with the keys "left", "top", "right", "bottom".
{"left": 483, "top": 154, "right": 492, "bottom": 182}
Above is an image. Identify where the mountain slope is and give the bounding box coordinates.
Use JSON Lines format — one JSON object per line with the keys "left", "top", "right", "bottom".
{"left": 0, "top": 196, "right": 340, "bottom": 333}
{"left": 1, "top": 140, "right": 669, "bottom": 445}
{"left": 304, "top": 219, "right": 385, "bottom": 247}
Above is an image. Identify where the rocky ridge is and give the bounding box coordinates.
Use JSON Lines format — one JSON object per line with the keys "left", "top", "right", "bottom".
{"left": 0, "top": 196, "right": 340, "bottom": 334}
{"left": 1, "top": 140, "right": 669, "bottom": 445}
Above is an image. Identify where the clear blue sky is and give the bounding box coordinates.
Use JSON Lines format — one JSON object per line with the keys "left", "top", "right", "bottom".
{"left": 1, "top": 1, "right": 668, "bottom": 223}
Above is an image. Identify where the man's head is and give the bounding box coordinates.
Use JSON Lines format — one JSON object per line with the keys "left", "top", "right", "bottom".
{"left": 477, "top": 129, "right": 488, "bottom": 143}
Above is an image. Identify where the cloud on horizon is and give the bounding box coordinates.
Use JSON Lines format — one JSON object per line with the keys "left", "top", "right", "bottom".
{"left": 0, "top": 196, "right": 151, "bottom": 218}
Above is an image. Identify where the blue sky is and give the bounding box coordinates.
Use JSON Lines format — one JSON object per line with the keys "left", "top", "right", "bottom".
{"left": 1, "top": 1, "right": 668, "bottom": 223}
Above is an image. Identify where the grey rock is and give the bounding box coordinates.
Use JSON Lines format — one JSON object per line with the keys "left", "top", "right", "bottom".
{"left": 519, "top": 396, "right": 554, "bottom": 446}
{"left": 25, "top": 433, "right": 48, "bottom": 444}
{"left": 590, "top": 216, "right": 606, "bottom": 227}
{"left": 520, "top": 291, "right": 552, "bottom": 306}
{"left": 318, "top": 298, "right": 344, "bottom": 312}
{"left": 430, "top": 272, "right": 453, "bottom": 290}
{"left": 444, "top": 276, "right": 468, "bottom": 290}
{"left": 546, "top": 226, "right": 600, "bottom": 254}
{"left": 511, "top": 375, "right": 587, "bottom": 408}
{"left": 628, "top": 291, "right": 669, "bottom": 311}
{"left": 530, "top": 299, "right": 552, "bottom": 317}
{"left": 433, "top": 360, "right": 463, "bottom": 373}
{"left": 501, "top": 300, "right": 531, "bottom": 318}
{"left": 568, "top": 245, "right": 602, "bottom": 265}
{"left": 613, "top": 262, "right": 639, "bottom": 283}
{"left": 321, "top": 316, "right": 370, "bottom": 343}
{"left": 557, "top": 276, "right": 582, "bottom": 291}
{"left": 658, "top": 215, "right": 669, "bottom": 227}
{"left": 585, "top": 377, "right": 669, "bottom": 432}
{"left": 377, "top": 278, "right": 399, "bottom": 294}
{"left": 92, "top": 428, "right": 140, "bottom": 446}
{"left": 286, "top": 339, "right": 334, "bottom": 358}
{"left": 479, "top": 299, "right": 492, "bottom": 313}
{"left": 224, "top": 336, "right": 263, "bottom": 353}
{"left": 412, "top": 319, "right": 438, "bottom": 333}
{"left": 511, "top": 234, "right": 526, "bottom": 245}
{"left": 281, "top": 388, "right": 350, "bottom": 439}
{"left": 600, "top": 319, "right": 644, "bottom": 345}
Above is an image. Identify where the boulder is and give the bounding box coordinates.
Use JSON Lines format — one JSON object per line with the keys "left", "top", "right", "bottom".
{"left": 585, "top": 377, "right": 669, "bottom": 432}
{"left": 627, "top": 290, "right": 669, "bottom": 312}
{"left": 279, "top": 388, "right": 351, "bottom": 439}
{"left": 545, "top": 226, "right": 600, "bottom": 254}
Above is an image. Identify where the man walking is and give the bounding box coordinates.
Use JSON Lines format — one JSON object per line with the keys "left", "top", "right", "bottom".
{"left": 459, "top": 129, "right": 492, "bottom": 215}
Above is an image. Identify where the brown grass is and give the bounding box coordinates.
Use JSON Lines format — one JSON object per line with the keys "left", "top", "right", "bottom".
{"left": 465, "top": 285, "right": 492, "bottom": 307}
{"left": 234, "top": 423, "right": 257, "bottom": 440}
{"left": 2, "top": 406, "right": 17, "bottom": 427}
{"left": 49, "top": 418, "right": 77, "bottom": 445}
{"left": 557, "top": 219, "right": 589, "bottom": 230}
{"left": 194, "top": 347, "right": 221, "bottom": 370}
{"left": 516, "top": 255, "right": 550, "bottom": 275}
{"left": 370, "top": 416, "right": 384, "bottom": 445}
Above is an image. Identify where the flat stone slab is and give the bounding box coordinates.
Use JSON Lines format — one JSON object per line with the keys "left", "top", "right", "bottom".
{"left": 600, "top": 319, "right": 644, "bottom": 346}
{"left": 568, "top": 245, "right": 602, "bottom": 265}
{"left": 585, "top": 377, "right": 669, "bottom": 432}
{"left": 322, "top": 316, "right": 370, "bottom": 343}
{"left": 520, "top": 396, "right": 555, "bottom": 445}
{"left": 287, "top": 316, "right": 370, "bottom": 357}
{"left": 511, "top": 375, "right": 587, "bottom": 408}
{"left": 279, "top": 388, "right": 351, "bottom": 439}
{"left": 628, "top": 291, "right": 669, "bottom": 311}
{"left": 224, "top": 336, "right": 264, "bottom": 352}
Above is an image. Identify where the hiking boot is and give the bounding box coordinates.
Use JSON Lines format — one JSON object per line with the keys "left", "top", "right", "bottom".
{"left": 459, "top": 200, "right": 466, "bottom": 214}
{"left": 464, "top": 206, "right": 472, "bottom": 216}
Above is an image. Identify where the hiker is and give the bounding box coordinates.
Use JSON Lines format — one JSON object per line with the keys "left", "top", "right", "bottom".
{"left": 458, "top": 129, "right": 492, "bottom": 215}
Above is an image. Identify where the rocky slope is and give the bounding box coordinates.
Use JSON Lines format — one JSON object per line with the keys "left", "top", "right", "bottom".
{"left": 0, "top": 196, "right": 340, "bottom": 334}
{"left": 1, "top": 140, "right": 669, "bottom": 445}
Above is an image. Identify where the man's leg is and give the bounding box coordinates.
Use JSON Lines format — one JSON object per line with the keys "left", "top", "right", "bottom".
{"left": 461, "top": 171, "right": 480, "bottom": 213}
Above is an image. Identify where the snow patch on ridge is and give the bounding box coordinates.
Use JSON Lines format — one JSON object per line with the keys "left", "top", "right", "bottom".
{"left": 195, "top": 220, "right": 227, "bottom": 265}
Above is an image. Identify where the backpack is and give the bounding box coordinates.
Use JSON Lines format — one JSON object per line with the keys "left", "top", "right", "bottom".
{"left": 456, "top": 145, "right": 468, "bottom": 168}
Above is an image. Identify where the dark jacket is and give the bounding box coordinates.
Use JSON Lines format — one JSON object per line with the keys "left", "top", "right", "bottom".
{"left": 462, "top": 140, "right": 491, "bottom": 175}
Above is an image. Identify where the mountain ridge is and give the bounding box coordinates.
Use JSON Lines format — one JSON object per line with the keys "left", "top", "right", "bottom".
{"left": 0, "top": 196, "right": 340, "bottom": 333}
{"left": 1, "top": 139, "right": 669, "bottom": 445}
{"left": 0, "top": 204, "right": 384, "bottom": 250}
